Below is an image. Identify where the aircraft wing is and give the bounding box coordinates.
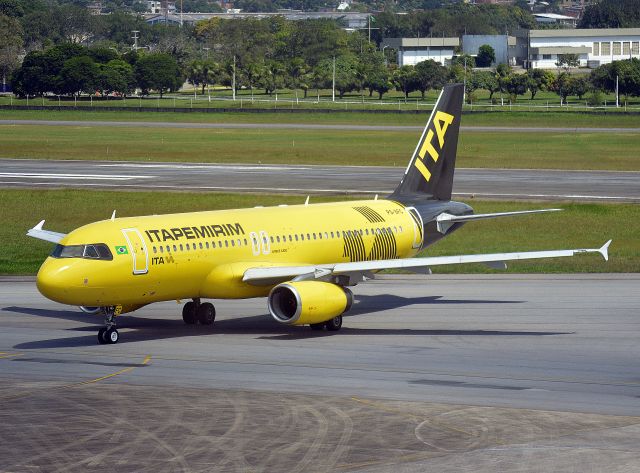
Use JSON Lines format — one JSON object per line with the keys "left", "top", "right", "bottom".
{"left": 27, "top": 220, "right": 66, "bottom": 244}
{"left": 242, "top": 240, "right": 612, "bottom": 285}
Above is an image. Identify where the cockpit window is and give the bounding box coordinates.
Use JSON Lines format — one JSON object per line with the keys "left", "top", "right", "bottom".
{"left": 51, "top": 243, "right": 113, "bottom": 261}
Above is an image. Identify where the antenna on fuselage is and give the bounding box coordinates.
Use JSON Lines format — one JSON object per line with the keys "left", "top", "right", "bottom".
{"left": 374, "top": 194, "right": 378, "bottom": 200}
{"left": 304, "top": 196, "right": 309, "bottom": 206}
{"left": 111, "top": 210, "right": 116, "bottom": 221}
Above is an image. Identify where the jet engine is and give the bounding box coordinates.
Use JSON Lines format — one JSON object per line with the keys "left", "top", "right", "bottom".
{"left": 268, "top": 281, "right": 353, "bottom": 326}
{"left": 79, "top": 306, "right": 101, "bottom": 315}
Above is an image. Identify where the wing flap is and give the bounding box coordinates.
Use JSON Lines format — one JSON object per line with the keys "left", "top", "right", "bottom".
{"left": 242, "top": 241, "right": 611, "bottom": 284}
{"left": 27, "top": 220, "right": 66, "bottom": 244}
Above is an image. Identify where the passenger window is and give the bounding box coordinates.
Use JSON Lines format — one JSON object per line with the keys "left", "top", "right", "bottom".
{"left": 159, "top": 246, "right": 163, "bottom": 253}
{"left": 276, "top": 236, "right": 281, "bottom": 243}
{"left": 186, "top": 243, "right": 190, "bottom": 250}
{"left": 301, "top": 234, "right": 305, "bottom": 241}
{"left": 173, "top": 245, "right": 177, "bottom": 252}
{"left": 270, "top": 236, "right": 274, "bottom": 243}
{"left": 166, "top": 245, "right": 170, "bottom": 252}
{"left": 330, "top": 232, "right": 334, "bottom": 238}
{"left": 313, "top": 233, "right": 317, "bottom": 240}
{"left": 244, "top": 238, "right": 248, "bottom": 245}
{"left": 199, "top": 242, "right": 203, "bottom": 249}
{"left": 225, "top": 241, "right": 229, "bottom": 247}
{"left": 205, "top": 242, "right": 209, "bottom": 249}
{"left": 180, "top": 244, "right": 183, "bottom": 251}
{"left": 295, "top": 235, "right": 299, "bottom": 241}
{"left": 231, "top": 240, "right": 235, "bottom": 247}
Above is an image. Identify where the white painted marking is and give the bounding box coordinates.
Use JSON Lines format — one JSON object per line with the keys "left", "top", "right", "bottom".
{"left": 98, "top": 163, "right": 298, "bottom": 171}
{"left": 0, "top": 172, "right": 155, "bottom": 181}
{"left": 452, "top": 192, "right": 639, "bottom": 201}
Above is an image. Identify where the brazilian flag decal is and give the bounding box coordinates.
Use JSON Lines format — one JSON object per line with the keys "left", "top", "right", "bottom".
{"left": 115, "top": 245, "right": 128, "bottom": 255}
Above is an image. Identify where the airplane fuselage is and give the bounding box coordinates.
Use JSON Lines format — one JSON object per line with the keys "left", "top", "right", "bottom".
{"left": 37, "top": 198, "right": 470, "bottom": 311}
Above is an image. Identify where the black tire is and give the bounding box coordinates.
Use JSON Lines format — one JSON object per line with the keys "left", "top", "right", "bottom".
{"left": 325, "top": 315, "right": 342, "bottom": 332}
{"left": 105, "top": 328, "right": 119, "bottom": 344}
{"left": 310, "top": 323, "right": 324, "bottom": 331}
{"left": 98, "top": 328, "right": 107, "bottom": 344}
{"left": 197, "top": 302, "right": 216, "bottom": 325}
{"left": 182, "top": 301, "right": 197, "bottom": 324}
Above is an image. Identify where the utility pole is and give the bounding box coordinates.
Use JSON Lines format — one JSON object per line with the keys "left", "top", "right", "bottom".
{"left": 132, "top": 30, "right": 139, "bottom": 51}
{"left": 616, "top": 74, "right": 619, "bottom": 108}
{"left": 332, "top": 56, "right": 336, "bottom": 102}
{"left": 180, "top": 0, "right": 183, "bottom": 27}
{"left": 232, "top": 55, "right": 236, "bottom": 101}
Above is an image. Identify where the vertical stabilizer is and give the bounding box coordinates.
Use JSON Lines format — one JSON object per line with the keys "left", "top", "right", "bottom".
{"left": 390, "top": 83, "right": 464, "bottom": 202}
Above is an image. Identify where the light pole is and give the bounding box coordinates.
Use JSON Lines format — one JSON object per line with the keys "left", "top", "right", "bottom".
{"left": 382, "top": 45, "right": 389, "bottom": 66}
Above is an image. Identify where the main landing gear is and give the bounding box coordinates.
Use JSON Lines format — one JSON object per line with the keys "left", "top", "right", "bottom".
{"left": 98, "top": 307, "right": 120, "bottom": 345}
{"left": 310, "top": 315, "right": 343, "bottom": 332}
{"left": 182, "top": 298, "right": 216, "bottom": 326}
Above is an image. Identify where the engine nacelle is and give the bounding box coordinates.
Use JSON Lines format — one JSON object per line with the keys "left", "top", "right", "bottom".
{"left": 79, "top": 306, "right": 101, "bottom": 315}
{"left": 268, "top": 281, "right": 353, "bottom": 326}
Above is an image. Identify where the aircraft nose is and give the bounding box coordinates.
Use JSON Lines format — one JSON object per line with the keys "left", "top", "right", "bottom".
{"left": 36, "top": 258, "right": 73, "bottom": 304}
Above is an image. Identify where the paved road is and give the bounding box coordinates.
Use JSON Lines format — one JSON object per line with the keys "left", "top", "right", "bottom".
{"left": 2, "top": 118, "right": 640, "bottom": 133}
{"left": 1, "top": 158, "right": 639, "bottom": 202}
{"left": 1, "top": 275, "right": 639, "bottom": 471}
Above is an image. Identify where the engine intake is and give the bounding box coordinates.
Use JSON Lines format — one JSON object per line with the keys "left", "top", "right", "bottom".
{"left": 268, "top": 281, "right": 353, "bottom": 326}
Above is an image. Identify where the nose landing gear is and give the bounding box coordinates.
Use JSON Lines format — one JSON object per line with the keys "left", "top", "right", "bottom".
{"left": 98, "top": 306, "right": 120, "bottom": 345}
{"left": 182, "top": 299, "right": 216, "bottom": 326}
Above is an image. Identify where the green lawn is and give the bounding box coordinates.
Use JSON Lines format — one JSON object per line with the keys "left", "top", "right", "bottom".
{"left": 1, "top": 106, "right": 640, "bottom": 128}
{"left": 1, "top": 189, "right": 635, "bottom": 275}
{"left": 1, "top": 123, "right": 638, "bottom": 170}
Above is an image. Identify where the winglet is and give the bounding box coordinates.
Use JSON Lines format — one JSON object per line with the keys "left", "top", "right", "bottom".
{"left": 599, "top": 240, "right": 612, "bottom": 261}
{"left": 27, "top": 220, "right": 67, "bottom": 244}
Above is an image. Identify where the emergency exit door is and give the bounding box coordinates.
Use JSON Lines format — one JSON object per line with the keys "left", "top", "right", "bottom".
{"left": 121, "top": 228, "right": 149, "bottom": 275}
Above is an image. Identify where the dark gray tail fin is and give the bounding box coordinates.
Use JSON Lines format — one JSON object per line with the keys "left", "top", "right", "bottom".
{"left": 390, "top": 83, "right": 464, "bottom": 202}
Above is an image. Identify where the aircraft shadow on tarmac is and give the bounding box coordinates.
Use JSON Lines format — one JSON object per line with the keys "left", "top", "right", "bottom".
{"left": 5, "top": 293, "right": 570, "bottom": 348}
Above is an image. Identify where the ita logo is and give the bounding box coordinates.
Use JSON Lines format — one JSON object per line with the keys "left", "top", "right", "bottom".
{"left": 115, "top": 246, "right": 128, "bottom": 255}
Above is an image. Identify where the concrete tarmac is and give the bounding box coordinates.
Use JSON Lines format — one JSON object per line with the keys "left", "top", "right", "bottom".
{"left": 1, "top": 274, "right": 639, "bottom": 472}
{"left": 2, "top": 158, "right": 639, "bottom": 202}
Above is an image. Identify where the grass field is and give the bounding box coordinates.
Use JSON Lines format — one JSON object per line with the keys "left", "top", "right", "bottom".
{"left": 2, "top": 189, "right": 635, "bottom": 275}
{"left": 2, "top": 86, "right": 640, "bottom": 110}
{"left": 1, "top": 123, "right": 638, "bottom": 170}
{"left": 1, "top": 107, "right": 640, "bottom": 128}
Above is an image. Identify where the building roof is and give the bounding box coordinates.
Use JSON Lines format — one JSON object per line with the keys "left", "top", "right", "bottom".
{"left": 530, "top": 28, "right": 640, "bottom": 38}
{"left": 532, "top": 46, "right": 592, "bottom": 54}
{"left": 384, "top": 37, "right": 460, "bottom": 48}
{"left": 533, "top": 13, "right": 576, "bottom": 20}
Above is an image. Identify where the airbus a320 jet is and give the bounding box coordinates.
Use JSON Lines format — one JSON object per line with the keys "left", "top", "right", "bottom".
{"left": 28, "top": 84, "right": 611, "bottom": 344}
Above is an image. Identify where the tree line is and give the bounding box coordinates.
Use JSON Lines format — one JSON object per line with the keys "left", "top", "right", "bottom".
{"left": 10, "top": 37, "right": 640, "bottom": 105}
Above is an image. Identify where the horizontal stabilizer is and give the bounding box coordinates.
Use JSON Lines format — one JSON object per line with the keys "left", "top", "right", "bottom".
{"left": 27, "top": 220, "right": 66, "bottom": 244}
{"left": 436, "top": 209, "right": 562, "bottom": 234}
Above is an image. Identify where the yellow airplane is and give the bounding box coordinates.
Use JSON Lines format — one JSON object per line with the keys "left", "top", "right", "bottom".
{"left": 28, "top": 84, "right": 611, "bottom": 344}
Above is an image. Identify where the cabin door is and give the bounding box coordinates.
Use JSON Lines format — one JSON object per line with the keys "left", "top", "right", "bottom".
{"left": 121, "top": 228, "right": 149, "bottom": 275}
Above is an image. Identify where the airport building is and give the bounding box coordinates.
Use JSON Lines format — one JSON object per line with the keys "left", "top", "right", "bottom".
{"left": 381, "top": 37, "right": 460, "bottom": 66}
{"left": 528, "top": 28, "right": 640, "bottom": 69}
{"left": 385, "top": 28, "right": 640, "bottom": 70}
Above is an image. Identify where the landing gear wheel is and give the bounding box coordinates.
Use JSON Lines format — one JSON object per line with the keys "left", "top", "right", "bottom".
{"left": 182, "top": 301, "right": 198, "bottom": 324}
{"left": 98, "top": 327, "right": 107, "bottom": 344}
{"left": 310, "top": 323, "right": 324, "bottom": 331}
{"left": 325, "top": 315, "right": 343, "bottom": 332}
{"left": 105, "top": 328, "right": 119, "bottom": 344}
{"left": 197, "top": 302, "right": 216, "bottom": 325}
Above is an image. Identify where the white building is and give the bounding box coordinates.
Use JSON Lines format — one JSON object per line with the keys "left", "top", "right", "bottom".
{"left": 529, "top": 28, "right": 640, "bottom": 69}
{"left": 382, "top": 37, "right": 460, "bottom": 66}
